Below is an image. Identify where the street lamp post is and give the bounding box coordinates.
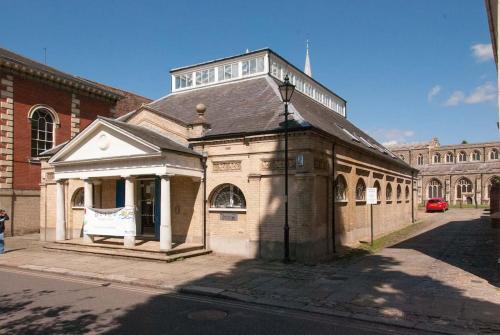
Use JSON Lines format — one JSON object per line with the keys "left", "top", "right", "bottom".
{"left": 278, "top": 75, "right": 295, "bottom": 263}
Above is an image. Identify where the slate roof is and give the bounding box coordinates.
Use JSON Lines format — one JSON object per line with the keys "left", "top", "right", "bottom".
{"left": 127, "top": 76, "right": 413, "bottom": 170}
{"left": 100, "top": 117, "right": 200, "bottom": 156}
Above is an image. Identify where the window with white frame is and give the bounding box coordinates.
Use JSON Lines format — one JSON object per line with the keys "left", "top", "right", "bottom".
{"left": 417, "top": 154, "right": 424, "bottom": 165}
{"left": 174, "top": 73, "right": 193, "bottom": 89}
{"left": 471, "top": 150, "right": 481, "bottom": 161}
{"left": 458, "top": 151, "right": 467, "bottom": 162}
{"left": 433, "top": 153, "right": 441, "bottom": 164}
{"left": 31, "top": 107, "right": 55, "bottom": 157}
{"left": 195, "top": 68, "right": 215, "bottom": 85}
{"left": 217, "top": 63, "right": 239, "bottom": 81}
{"left": 355, "top": 178, "right": 366, "bottom": 201}
{"left": 241, "top": 57, "right": 264, "bottom": 76}
{"left": 211, "top": 184, "right": 246, "bottom": 209}
{"left": 445, "top": 152, "right": 454, "bottom": 163}
{"left": 490, "top": 149, "right": 499, "bottom": 160}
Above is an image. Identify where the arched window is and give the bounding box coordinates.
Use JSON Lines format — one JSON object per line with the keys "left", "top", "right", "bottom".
{"left": 428, "top": 179, "right": 442, "bottom": 198}
{"left": 397, "top": 184, "right": 402, "bottom": 201}
{"left": 456, "top": 178, "right": 473, "bottom": 199}
{"left": 373, "top": 180, "right": 381, "bottom": 201}
{"left": 355, "top": 178, "right": 366, "bottom": 201}
{"left": 72, "top": 188, "right": 84, "bottom": 208}
{"left": 405, "top": 185, "right": 410, "bottom": 200}
{"left": 417, "top": 154, "right": 424, "bottom": 165}
{"left": 471, "top": 150, "right": 481, "bottom": 161}
{"left": 433, "top": 153, "right": 441, "bottom": 164}
{"left": 490, "top": 149, "right": 499, "bottom": 160}
{"left": 386, "top": 183, "right": 393, "bottom": 201}
{"left": 458, "top": 151, "right": 467, "bottom": 162}
{"left": 445, "top": 152, "right": 454, "bottom": 163}
{"left": 211, "top": 184, "right": 246, "bottom": 209}
{"left": 30, "top": 107, "right": 55, "bottom": 157}
{"left": 335, "top": 175, "right": 347, "bottom": 201}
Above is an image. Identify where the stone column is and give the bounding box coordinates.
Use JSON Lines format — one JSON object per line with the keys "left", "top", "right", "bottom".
{"left": 160, "top": 175, "right": 172, "bottom": 251}
{"left": 124, "top": 177, "right": 136, "bottom": 248}
{"left": 83, "top": 179, "right": 93, "bottom": 243}
{"left": 93, "top": 180, "right": 102, "bottom": 208}
{"left": 56, "top": 179, "right": 66, "bottom": 241}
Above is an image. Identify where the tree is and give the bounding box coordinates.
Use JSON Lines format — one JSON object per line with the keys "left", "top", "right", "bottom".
{"left": 461, "top": 140, "right": 468, "bottom": 144}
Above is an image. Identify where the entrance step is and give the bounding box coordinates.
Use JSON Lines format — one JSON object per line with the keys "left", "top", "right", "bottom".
{"left": 44, "top": 243, "right": 211, "bottom": 262}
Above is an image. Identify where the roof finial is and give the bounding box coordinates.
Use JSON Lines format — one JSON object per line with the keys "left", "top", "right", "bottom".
{"left": 304, "top": 40, "right": 312, "bottom": 77}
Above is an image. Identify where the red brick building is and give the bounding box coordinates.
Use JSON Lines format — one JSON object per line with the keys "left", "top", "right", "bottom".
{"left": 0, "top": 47, "right": 150, "bottom": 235}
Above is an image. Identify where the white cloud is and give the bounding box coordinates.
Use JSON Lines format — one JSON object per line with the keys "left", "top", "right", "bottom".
{"left": 471, "top": 43, "right": 493, "bottom": 62}
{"left": 427, "top": 85, "right": 442, "bottom": 102}
{"left": 372, "top": 129, "right": 416, "bottom": 146}
{"left": 464, "top": 81, "right": 496, "bottom": 104}
{"left": 444, "top": 90, "right": 465, "bottom": 106}
{"left": 443, "top": 82, "right": 497, "bottom": 106}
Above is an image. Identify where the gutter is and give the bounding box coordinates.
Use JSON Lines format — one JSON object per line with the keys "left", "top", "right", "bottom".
{"left": 331, "top": 142, "right": 337, "bottom": 253}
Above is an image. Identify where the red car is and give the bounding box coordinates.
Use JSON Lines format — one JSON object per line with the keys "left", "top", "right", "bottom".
{"left": 426, "top": 198, "right": 449, "bottom": 212}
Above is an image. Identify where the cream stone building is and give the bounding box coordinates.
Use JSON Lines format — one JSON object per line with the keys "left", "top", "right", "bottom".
{"left": 39, "top": 49, "right": 417, "bottom": 261}
{"left": 389, "top": 138, "right": 500, "bottom": 206}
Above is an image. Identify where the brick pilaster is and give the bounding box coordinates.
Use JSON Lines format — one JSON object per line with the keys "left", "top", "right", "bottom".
{"left": 70, "top": 93, "right": 80, "bottom": 138}
{"left": 0, "top": 74, "right": 14, "bottom": 189}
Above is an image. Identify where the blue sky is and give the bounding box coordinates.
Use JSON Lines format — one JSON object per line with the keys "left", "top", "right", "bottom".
{"left": 1, "top": 0, "right": 497, "bottom": 145}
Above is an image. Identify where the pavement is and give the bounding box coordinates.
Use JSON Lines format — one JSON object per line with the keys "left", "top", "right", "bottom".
{"left": 0, "top": 267, "right": 434, "bottom": 335}
{"left": 0, "top": 208, "right": 499, "bottom": 334}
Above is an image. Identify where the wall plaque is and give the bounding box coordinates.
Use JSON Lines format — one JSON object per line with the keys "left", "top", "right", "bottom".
{"left": 220, "top": 213, "right": 238, "bottom": 221}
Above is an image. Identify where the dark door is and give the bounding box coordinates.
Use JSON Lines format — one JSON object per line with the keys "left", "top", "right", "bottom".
{"left": 139, "top": 180, "right": 155, "bottom": 235}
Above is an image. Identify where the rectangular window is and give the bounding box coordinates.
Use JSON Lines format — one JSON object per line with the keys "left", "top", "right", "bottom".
{"left": 217, "top": 63, "right": 239, "bottom": 81}
{"left": 242, "top": 57, "right": 265, "bottom": 76}
{"left": 174, "top": 73, "right": 193, "bottom": 89}
{"left": 195, "top": 68, "right": 215, "bottom": 85}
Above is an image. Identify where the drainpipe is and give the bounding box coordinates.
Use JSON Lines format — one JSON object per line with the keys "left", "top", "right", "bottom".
{"left": 331, "top": 142, "right": 336, "bottom": 254}
{"left": 202, "top": 152, "right": 208, "bottom": 249}
{"left": 411, "top": 170, "right": 415, "bottom": 223}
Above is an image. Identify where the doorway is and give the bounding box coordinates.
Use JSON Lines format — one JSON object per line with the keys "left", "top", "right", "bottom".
{"left": 139, "top": 179, "right": 155, "bottom": 236}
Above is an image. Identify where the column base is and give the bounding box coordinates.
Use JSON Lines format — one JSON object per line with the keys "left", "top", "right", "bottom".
{"left": 124, "top": 236, "right": 135, "bottom": 248}
{"left": 160, "top": 226, "right": 172, "bottom": 251}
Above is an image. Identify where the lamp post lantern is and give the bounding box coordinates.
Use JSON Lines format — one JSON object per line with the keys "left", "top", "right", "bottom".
{"left": 278, "top": 75, "right": 295, "bottom": 263}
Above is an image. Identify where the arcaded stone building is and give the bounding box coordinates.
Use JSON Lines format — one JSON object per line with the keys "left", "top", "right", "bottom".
{"left": 39, "top": 48, "right": 417, "bottom": 261}
{"left": 389, "top": 138, "right": 500, "bottom": 205}
{"left": 0, "top": 47, "right": 150, "bottom": 236}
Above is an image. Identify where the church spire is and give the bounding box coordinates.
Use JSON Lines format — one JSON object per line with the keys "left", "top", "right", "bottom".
{"left": 304, "top": 40, "right": 312, "bottom": 77}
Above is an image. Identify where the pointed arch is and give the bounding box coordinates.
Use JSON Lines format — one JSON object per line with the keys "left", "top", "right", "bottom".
{"left": 456, "top": 177, "right": 473, "bottom": 199}
{"left": 428, "top": 179, "right": 443, "bottom": 199}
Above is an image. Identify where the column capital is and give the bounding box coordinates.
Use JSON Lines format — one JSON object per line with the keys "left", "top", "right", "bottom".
{"left": 121, "top": 175, "right": 135, "bottom": 180}
{"left": 55, "top": 178, "right": 66, "bottom": 183}
{"left": 157, "top": 173, "right": 175, "bottom": 179}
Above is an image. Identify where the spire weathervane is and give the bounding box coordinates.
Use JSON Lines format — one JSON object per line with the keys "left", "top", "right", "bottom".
{"left": 304, "top": 40, "right": 312, "bottom": 77}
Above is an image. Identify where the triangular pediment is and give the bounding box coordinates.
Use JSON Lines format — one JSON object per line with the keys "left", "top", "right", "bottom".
{"left": 50, "top": 119, "right": 160, "bottom": 164}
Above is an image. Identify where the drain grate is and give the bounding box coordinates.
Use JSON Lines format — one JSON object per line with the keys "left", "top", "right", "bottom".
{"left": 187, "top": 309, "right": 228, "bottom": 321}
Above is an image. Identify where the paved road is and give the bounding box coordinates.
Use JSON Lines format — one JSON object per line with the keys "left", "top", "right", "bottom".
{"left": 0, "top": 267, "right": 434, "bottom": 335}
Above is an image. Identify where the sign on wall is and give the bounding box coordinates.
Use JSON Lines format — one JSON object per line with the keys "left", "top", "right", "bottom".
{"left": 84, "top": 206, "right": 136, "bottom": 237}
{"left": 366, "top": 188, "right": 378, "bottom": 205}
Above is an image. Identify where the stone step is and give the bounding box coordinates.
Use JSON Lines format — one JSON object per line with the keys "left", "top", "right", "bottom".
{"left": 44, "top": 243, "right": 211, "bottom": 262}
{"left": 53, "top": 240, "right": 205, "bottom": 256}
